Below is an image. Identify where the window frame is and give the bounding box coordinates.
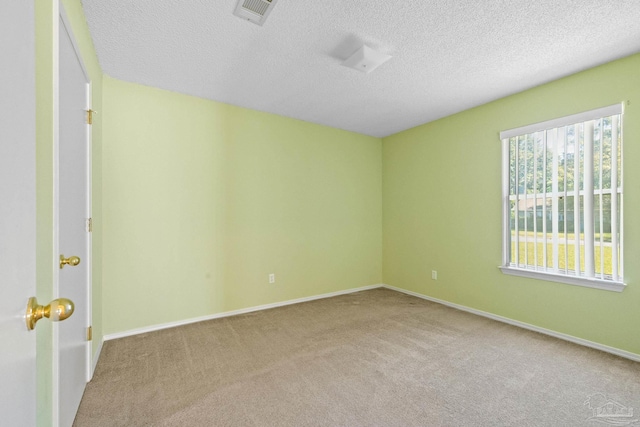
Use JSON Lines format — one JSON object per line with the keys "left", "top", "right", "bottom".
{"left": 499, "top": 104, "right": 625, "bottom": 292}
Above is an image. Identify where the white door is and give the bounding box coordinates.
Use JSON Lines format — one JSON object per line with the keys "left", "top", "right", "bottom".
{"left": 0, "top": 0, "right": 37, "bottom": 425}
{"left": 57, "top": 11, "right": 91, "bottom": 427}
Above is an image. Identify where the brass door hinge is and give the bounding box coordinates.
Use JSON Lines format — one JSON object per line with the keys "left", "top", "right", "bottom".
{"left": 86, "top": 109, "right": 97, "bottom": 125}
{"left": 87, "top": 326, "right": 92, "bottom": 341}
{"left": 86, "top": 218, "right": 93, "bottom": 232}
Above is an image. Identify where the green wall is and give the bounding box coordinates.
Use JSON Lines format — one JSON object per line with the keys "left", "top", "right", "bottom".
{"left": 101, "top": 77, "right": 382, "bottom": 335}
{"left": 35, "top": 1, "right": 103, "bottom": 425}
{"left": 103, "top": 54, "right": 640, "bottom": 358}
{"left": 383, "top": 53, "right": 640, "bottom": 356}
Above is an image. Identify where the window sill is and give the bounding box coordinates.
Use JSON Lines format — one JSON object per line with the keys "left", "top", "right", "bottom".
{"left": 499, "top": 266, "right": 626, "bottom": 292}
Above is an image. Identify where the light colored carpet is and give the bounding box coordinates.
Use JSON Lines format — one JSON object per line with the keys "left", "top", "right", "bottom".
{"left": 74, "top": 288, "right": 640, "bottom": 426}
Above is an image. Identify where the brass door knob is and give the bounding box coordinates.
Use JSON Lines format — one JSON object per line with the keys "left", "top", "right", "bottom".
{"left": 25, "top": 297, "right": 74, "bottom": 330}
{"left": 59, "top": 254, "right": 80, "bottom": 269}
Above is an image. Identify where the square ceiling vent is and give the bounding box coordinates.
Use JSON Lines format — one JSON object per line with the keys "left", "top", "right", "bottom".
{"left": 342, "top": 45, "right": 392, "bottom": 74}
{"left": 233, "top": 0, "right": 279, "bottom": 26}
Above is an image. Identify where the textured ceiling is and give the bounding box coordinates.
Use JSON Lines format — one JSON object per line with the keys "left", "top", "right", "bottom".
{"left": 82, "top": 0, "right": 640, "bottom": 138}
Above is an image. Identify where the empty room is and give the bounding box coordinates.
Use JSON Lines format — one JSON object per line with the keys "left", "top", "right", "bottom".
{"left": 2, "top": 0, "right": 640, "bottom": 426}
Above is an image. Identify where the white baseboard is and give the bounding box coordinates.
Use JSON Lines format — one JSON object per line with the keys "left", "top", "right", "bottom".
{"left": 90, "top": 338, "right": 103, "bottom": 379}
{"left": 103, "top": 284, "right": 383, "bottom": 341}
{"left": 382, "top": 284, "right": 640, "bottom": 363}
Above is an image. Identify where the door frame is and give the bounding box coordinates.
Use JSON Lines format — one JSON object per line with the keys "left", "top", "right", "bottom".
{"left": 53, "top": 4, "right": 93, "bottom": 425}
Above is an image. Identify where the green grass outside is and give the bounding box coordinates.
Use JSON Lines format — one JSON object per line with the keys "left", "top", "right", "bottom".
{"left": 515, "top": 230, "right": 612, "bottom": 242}
{"left": 511, "top": 240, "right": 614, "bottom": 275}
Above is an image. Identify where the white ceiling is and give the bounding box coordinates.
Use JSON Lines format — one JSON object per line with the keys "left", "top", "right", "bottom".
{"left": 82, "top": 0, "right": 640, "bottom": 138}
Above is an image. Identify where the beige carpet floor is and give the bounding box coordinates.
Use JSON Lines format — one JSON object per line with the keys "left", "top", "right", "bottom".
{"left": 74, "top": 288, "right": 640, "bottom": 426}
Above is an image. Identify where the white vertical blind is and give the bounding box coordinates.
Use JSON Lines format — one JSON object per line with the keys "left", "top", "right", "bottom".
{"left": 515, "top": 136, "right": 520, "bottom": 266}
{"left": 533, "top": 133, "right": 538, "bottom": 269}
{"left": 573, "top": 124, "right": 581, "bottom": 275}
{"left": 550, "top": 128, "right": 559, "bottom": 273}
{"left": 523, "top": 135, "right": 528, "bottom": 267}
{"left": 561, "top": 126, "right": 568, "bottom": 275}
{"left": 542, "top": 131, "right": 547, "bottom": 269}
{"left": 583, "top": 121, "right": 595, "bottom": 278}
{"left": 611, "top": 115, "right": 619, "bottom": 282}
{"left": 501, "top": 104, "right": 623, "bottom": 286}
{"left": 598, "top": 119, "right": 605, "bottom": 279}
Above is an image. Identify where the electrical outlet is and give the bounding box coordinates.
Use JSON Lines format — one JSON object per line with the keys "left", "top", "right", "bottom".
{"left": 269, "top": 273, "right": 275, "bottom": 284}
{"left": 431, "top": 270, "right": 437, "bottom": 280}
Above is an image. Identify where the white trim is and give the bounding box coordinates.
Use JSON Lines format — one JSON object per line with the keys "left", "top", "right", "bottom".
{"left": 85, "top": 79, "right": 92, "bottom": 383}
{"left": 501, "top": 134, "right": 510, "bottom": 266}
{"left": 382, "top": 284, "right": 639, "bottom": 362}
{"left": 500, "top": 103, "right": 623, "bottom": 140}
{"left": 52, "top": 1, "right": 61, "bottom": 425}
{"left": 90, "top": 338, "right": 103, "bottom": 380}
{"left": 104, "top": 284, "right": 383, "bottom": 341}
{"left": 499, "top": 266, "right": 626, "bottom": 292}
{"left": 56, "top": 4, "right": 93, "bottom": 425}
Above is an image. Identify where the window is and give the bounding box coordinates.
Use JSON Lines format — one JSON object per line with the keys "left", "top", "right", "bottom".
{"left": 499, "top": 104, "right": 624, "bottom": 292}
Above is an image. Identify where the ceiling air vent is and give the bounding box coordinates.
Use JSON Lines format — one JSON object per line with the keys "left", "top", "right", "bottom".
{"left": 233, "top": 0, "right": 279, "bottom": 26}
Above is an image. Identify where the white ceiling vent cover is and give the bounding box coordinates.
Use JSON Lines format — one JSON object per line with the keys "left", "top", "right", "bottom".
{"left": 233, "top": 0, "right": 279, "bottom": 26}
{"left": 342, "top": 45, "right": 392, "bottom": 74}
